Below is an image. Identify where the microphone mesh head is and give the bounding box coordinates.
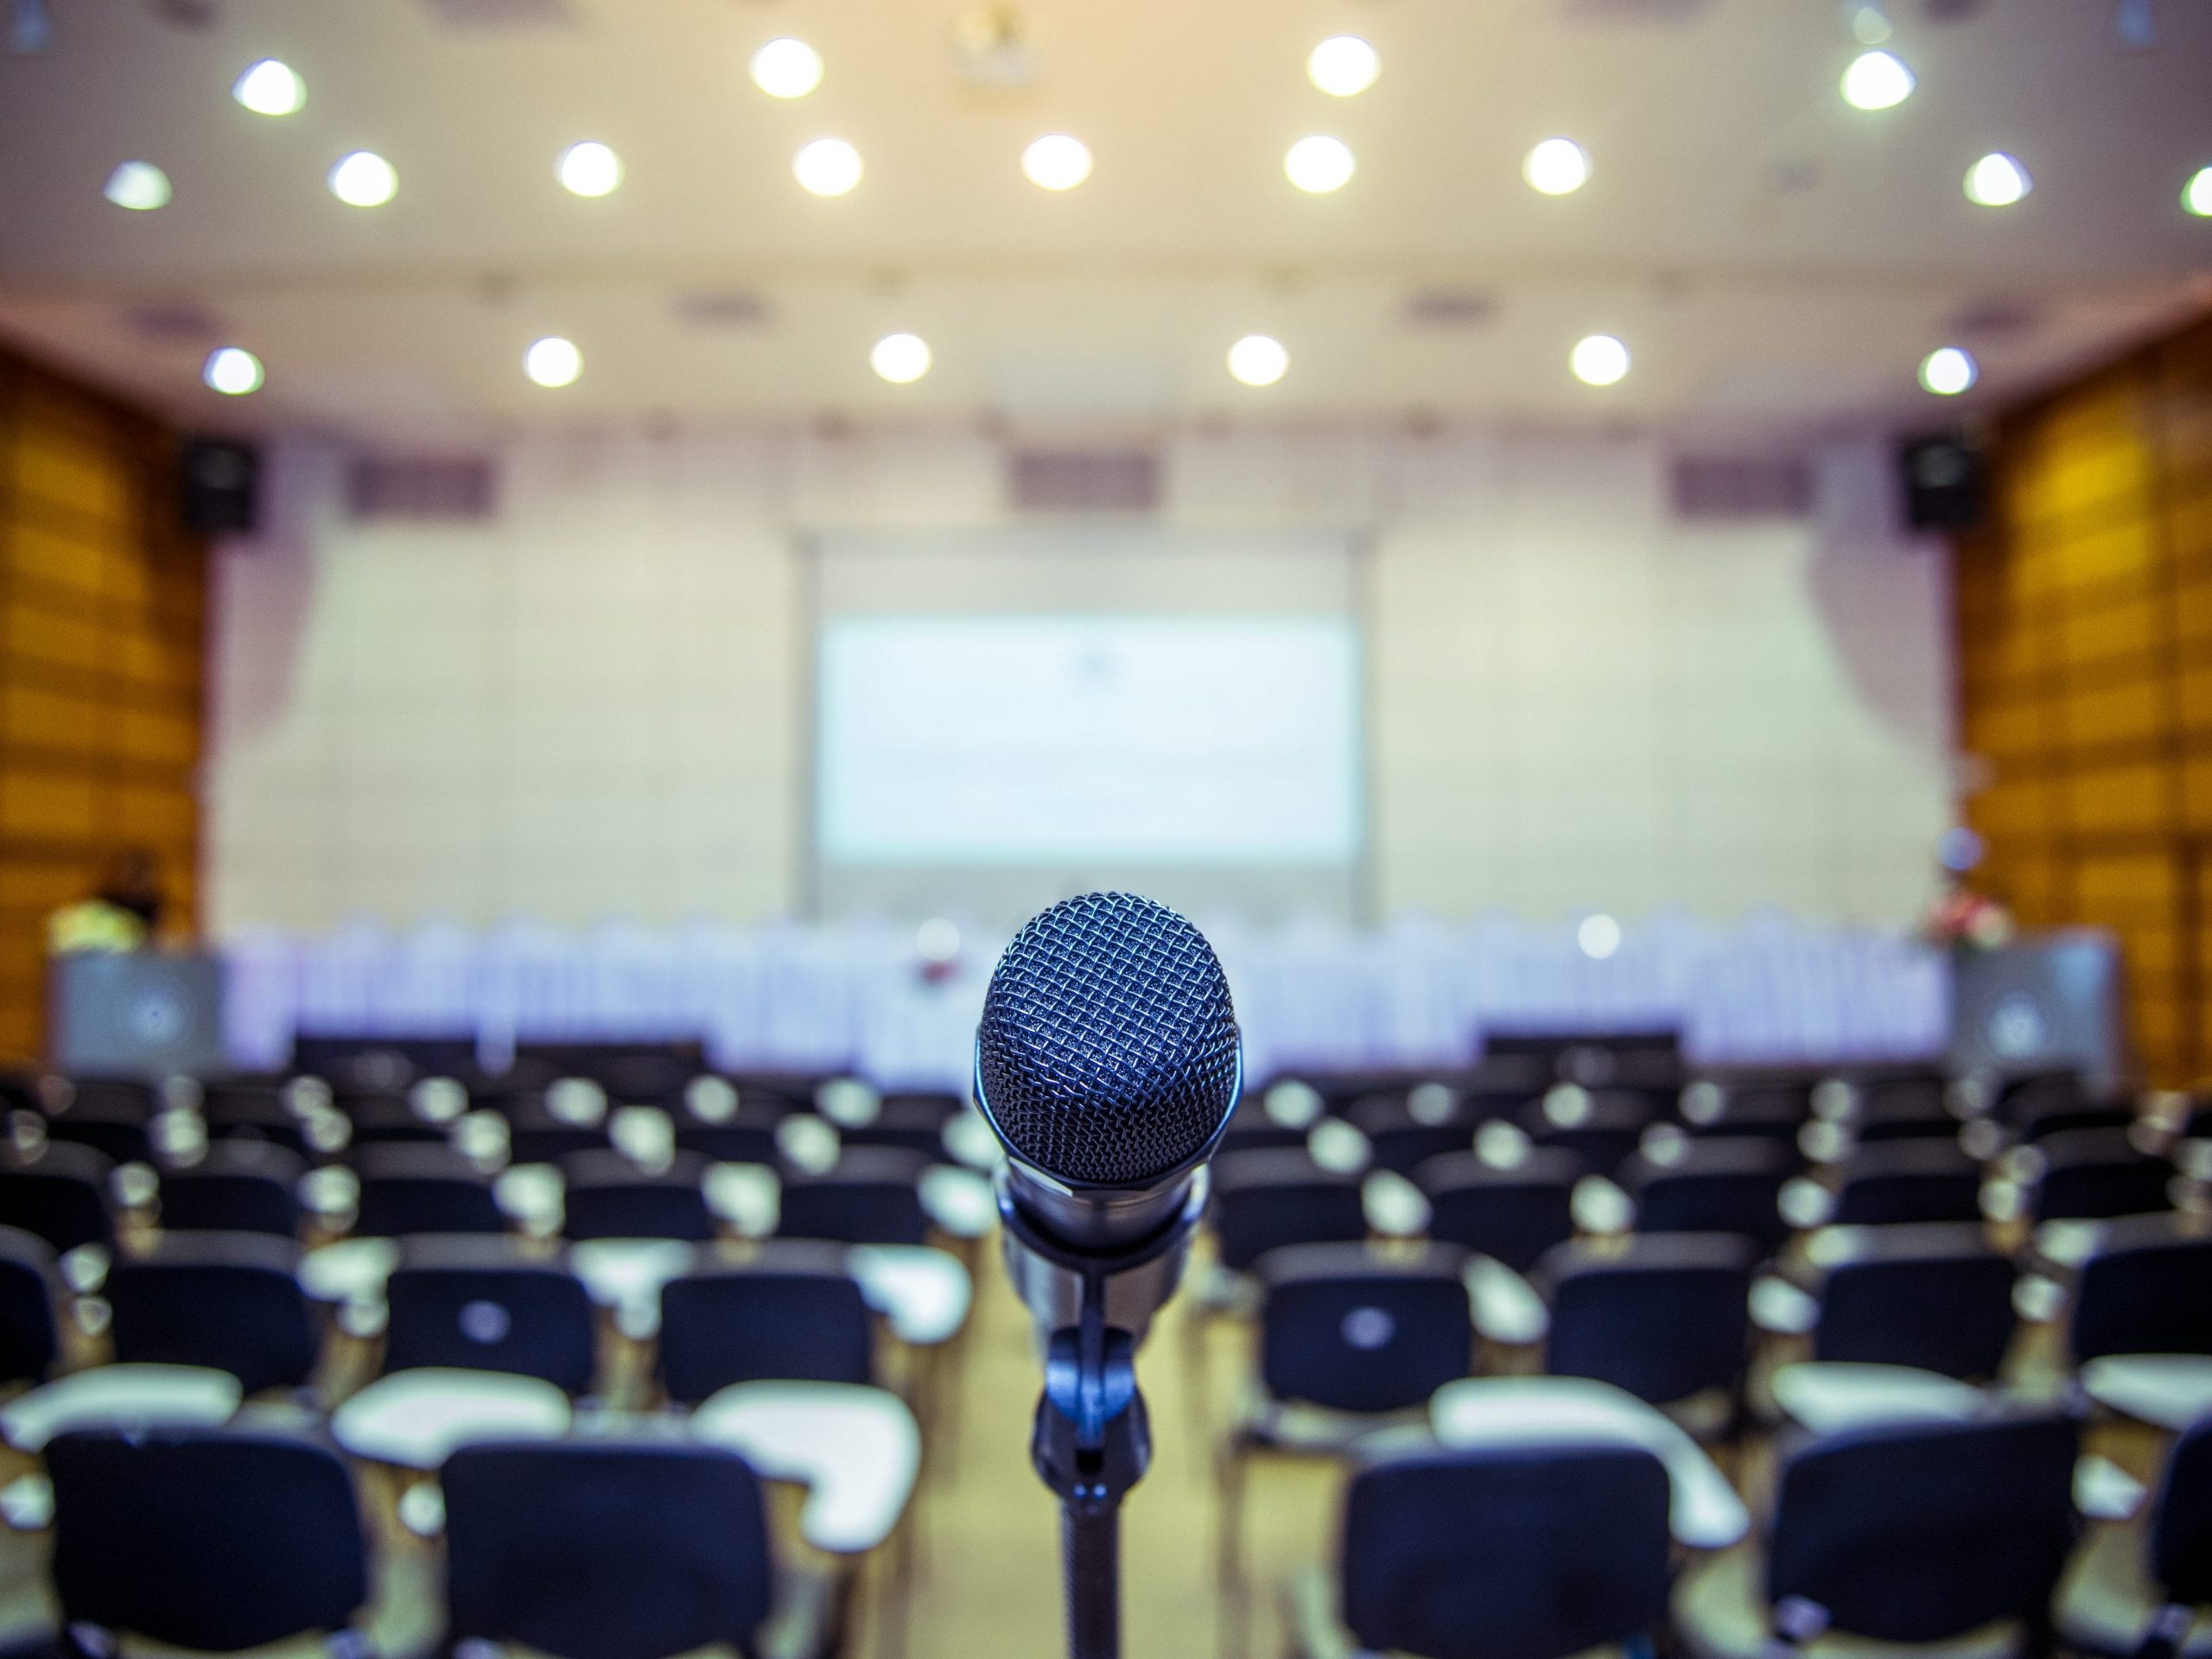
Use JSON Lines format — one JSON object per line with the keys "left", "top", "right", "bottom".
{"left": 977, "top": 892, "right": 1240, "bottom": 1186}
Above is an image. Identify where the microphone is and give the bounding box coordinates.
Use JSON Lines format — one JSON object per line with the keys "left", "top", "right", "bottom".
{"left": 975, "top": 891, "right": 1242, "bottom": 1255}
{"left": 972, "top": 893, "right": 1241, "bottom": 1659}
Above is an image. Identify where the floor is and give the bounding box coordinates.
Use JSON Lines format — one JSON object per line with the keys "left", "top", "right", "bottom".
{"left": 860, "top": 1244, "right": 1339, "bottom": 1659}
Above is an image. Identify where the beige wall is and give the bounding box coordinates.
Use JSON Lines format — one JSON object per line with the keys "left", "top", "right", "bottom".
{"left": 205, "top": 426, "right": 1952, "bottom": 934}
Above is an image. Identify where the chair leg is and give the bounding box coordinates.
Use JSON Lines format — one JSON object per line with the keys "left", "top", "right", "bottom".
{"left": 1216, "top": 1435, "right": 1249, "bottom": 1659}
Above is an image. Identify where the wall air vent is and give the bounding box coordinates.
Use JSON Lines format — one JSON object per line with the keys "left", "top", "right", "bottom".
{"left": 1007, "top": 449, "right": 1160, "bottom": 514}
{"left": 346, "top": 455, "right": 499, "bottom": 522}
{"left": 1669, "top": 455, "right": 1815, "bottom": 520}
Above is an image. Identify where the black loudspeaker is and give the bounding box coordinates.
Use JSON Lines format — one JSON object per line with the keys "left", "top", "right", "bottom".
{"left": 179, "top": 436, "right": 260, "bottom": 536}
{"left": 1898, "top": 432, "right": 1986, "bottom": 532}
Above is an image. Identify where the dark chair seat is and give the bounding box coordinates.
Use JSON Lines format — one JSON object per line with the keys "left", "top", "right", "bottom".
{"left": 658, "top": 1240, "right": 874, "bottom": 1405}
{"left": 2036, "top": 1128, "right": 2174, "bottom": 1222}
{"left": 1832, "top": 1139, "right": 1986, "bottom": 1227}
{"left": 48, "top": 1426, "right": 368, "bottom": 1653}
{"left": 157, "top": 1140, "right": 305, "bottom": 1237}
{"left": 0, "top": 1140, "right": 113, "bottom": 1254}
{"left": 1520, "top": 1089, "right": 1657, "bottom": 1175}
{"left": 1349, "top": 1090, "right": 1477, "bottom": 1174}
{"left": 1623, "top": 1135, "right": 1794, "bottom": 1251}
{"left": 2069, "top": 1212, "right": 2212, "bottom": 1363}
{"left": 560, "top": 1149, "right": 715, "bottom": 1242}
{"left": 381, "top": 1234, "right": 597, "bottom": 1392}
{"left": 105, "top": 1232, "right": 318, "bottom": 1395}
{"left": 777, "top": 1147, "right": 930, "bottom": 1246}
{"left": 0, "top": 1225, "right": 58, "bottom": 1386}
{"left": 1538, "top": 1232, "right": 1756, "bottom": 1410}
{"left": 1251, "top": 1241, "right": 1473, "bottom": 1417}
{"left": 352, "top": 1141, "right": 506, "bottom": 1236}
{"left": 1210, "top": 1148, "right": 1368, "bottom": 1274}
{"left": 1808, "top": 1222, "right": 2018, "bottom": 1379}
{"left": 1414, "top": 1148, "right": 1580, "bottom": 1273}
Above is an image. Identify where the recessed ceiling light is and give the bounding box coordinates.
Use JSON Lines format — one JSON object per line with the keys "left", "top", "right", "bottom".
{"left": 751, "top": 37, "right": 823, "bottom": 99}
{"left": 1306, "top": 35, "right": 1379, "bottom": 98}
{"left": 1919, "top": 346, "right": 1977, "bottom": 395}
{"left": 557, "top": 141, "right": 622, "bottom": 198}
{"left": 871, "top": 333, "right": 932, "bottom": 384}
{"left": 1849, "top": 3, "right": 1893, "bottom": 45}
{"left": 103, "top": 162, "right": 171, "bottom": 211}
{"left": 1021, "top": 134, "right": 1092, "bottom": 191}
{"left": 1841, "top": 49, "right": 1914, "bottom": 111}
{"left": 328, "top": 150, "right": 397, "bottom": 207}
{"left": 1284, "top": 135, "right": 1355, "bottom": 194}
{"left": 232, "top": 58, "right": 304, "bottom": 116}
{"left": 1578, "top": 913, "right": 1622, "bottom": 960}
{"left": 794, "top": 137, "right": 862, "bottom": 197}
{"left": 1227, "top": 334, "right": 1289, "bottom": 387}
{"left": 202, "top": 346, "right": 264, "bottom": 396}
{"left": 1523, "top": 137, "right": 1590, "bottom": 196}
{"left": 524, "top": 336, "right": 582, "bottom": 389}
{"left": 1963, "top": 151, "right": 2030, "bottom": 207}
{"left": 1571, "top": 334, "right": 1630, "bottom": 386}
{"left": 2184, "top": 165, "right": 2212, "bottom": 218}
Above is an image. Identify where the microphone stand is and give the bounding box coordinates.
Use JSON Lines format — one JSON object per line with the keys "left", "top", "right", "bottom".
{"left": 998, "top": 1177, "right": 1208, "bottom": 1659}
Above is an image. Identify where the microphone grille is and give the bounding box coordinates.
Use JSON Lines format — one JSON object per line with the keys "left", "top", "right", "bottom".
{"left": 977, "top": 892, "right": 1239, "bottom": 1186}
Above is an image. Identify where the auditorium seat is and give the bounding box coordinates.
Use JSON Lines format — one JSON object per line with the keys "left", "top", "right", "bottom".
{"left": 1220, "top": 1084, "right": 1322, "bottom": 1154}
{"left": 1673, "top": 1414, "right": 2079, "bottom": 1659}
{"left": 379, "top": 1234, "right": 598, "bottom": 1392}
{"left": 658, "top": 1241, "right": 876, "bottom": 1405}
{"left": 2058, "top": 1414, "right": 2212, "bottom": 1659}
{"left": 1220, "top": 1242, "right": 1475, "bottom": 1611}
{"left": 199, "top": 1082, "right": 312, "bottom": 1156}
{"left": 1287, "top": 1440, "right": 1673, "bottom": 1659}
{"left": 442, "top": 1439, "right": 836, "bottom": 1659}
{"left": 156, "top": 1139, "right": 305, "bottom": 1237}
{"left": 105, "top": 1232, "right": 320, "bottom": 1395}
{"left": 1681, "top": 1079, "right": 1815, "bottom": 1144}
{"left": 332, "top": 1085, "right": 448, "bottom": 1146}
{"left": 1349, "top": 1088, "right": 1478, "bottom": 1174}
{"left": 1209, "top": 1149, "right": 1369, "bottom": 1274}
{"left": 560, "top": 1148, "right": 716, "bottom": 1242}
{"left": 353, "top": 1141, "right": 507, "bottom": 1236}
{"left": 481, "top": 1084, "right": 615, "bottom": 1164}
{"left": 36, "top": 1080, "right": 154, "bottom": 1167}
{"left": 2035, "top": 1128, "right": 2176, "bottom": 1222}
{"left": 1799, "top": 1224, "right": 2019, "bottom": 1379}
{"left": 777, "top": 1147, "right": 931, "bottom": 1246}
{"left": 1414, "top": 1147, "right": 1580, "bottom": 1272}
{"left": 2068, "top": 1213, "right": 2212, "bottom": 1364}
{"left": 1621, "top": 1135, "right": 1794, "bottom": 1253}
{"left": 1851, "top": 1077, "right": 1962, "bottom": 1144}
{"left": 840, "top": 1093, "right": 962, "bottom": 1158}
{"left": 48, "top": 1426, "right": 371, "bottom": 1654}
{"left": 0, "top": 1139, "right": 114, "bottom": 1255}
{"left": 674, "top": 1078, "right": 791, "bottom": 1164}
{"left": 1829, "top": 1139, "right": 1987, "bottom": 1227}
{"left": 1537, "top": 1233, "right": 1755, "bottom": 1423}
{"left": 0, "top": 1225, "right": 59, "bottom": 1386}
{"left": 1520, "top": 1087, "right": 1657, "bottom": 1175}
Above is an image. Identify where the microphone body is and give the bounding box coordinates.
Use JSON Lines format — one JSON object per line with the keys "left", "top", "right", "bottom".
{"left": 970, "top": 891, "right": 1243, "bottom": 1659}
{"left": 972, "top": 891, "right": 1242, "bottom": 1334}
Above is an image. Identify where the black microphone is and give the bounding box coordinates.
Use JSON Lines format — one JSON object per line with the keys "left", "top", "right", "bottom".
{"left": 974, "top": 891, "right": 1242, "bottom": 1255}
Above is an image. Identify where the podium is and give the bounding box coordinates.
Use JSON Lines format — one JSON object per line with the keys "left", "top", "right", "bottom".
{"left": 1947, "top": 930, "right": 2126, "bottom": 1094}
{"left": 48, "top": 950, "right": 228, "bottom": 1079}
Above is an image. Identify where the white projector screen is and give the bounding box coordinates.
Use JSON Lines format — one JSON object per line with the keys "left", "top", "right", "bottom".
{"left": 819, "top": 617, "right": 1358, "bottom": 863}
{"left": 809, "top": 530, "right": 1364, "bottom": 924}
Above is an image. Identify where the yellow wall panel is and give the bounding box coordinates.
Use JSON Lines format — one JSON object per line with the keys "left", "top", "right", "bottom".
{"left": 2065, "top": 762, "right": 2168, "bottom": 832}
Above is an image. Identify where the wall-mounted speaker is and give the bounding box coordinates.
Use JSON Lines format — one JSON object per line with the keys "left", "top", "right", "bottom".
{"left": 1897, "top": 431, "right": 1986, "bottom": 533}
{"left": 178, "top": 435, "right": 260, "bottom": 536}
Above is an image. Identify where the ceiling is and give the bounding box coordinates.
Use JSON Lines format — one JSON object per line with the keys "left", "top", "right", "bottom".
{"left": 0, "top": 0, "right": 2208, "bottom": 442}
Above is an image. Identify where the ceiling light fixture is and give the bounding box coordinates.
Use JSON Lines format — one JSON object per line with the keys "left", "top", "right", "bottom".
{"left": 1227, "top": 334, "right": 1289, "bottom": 387}
{"left": 1841, "top": 48, "right": 1914, "bottom": 110}
{"left": 794, "top": 137, "right": 862, "bottom": 196}
{"left": 1570, "top": 334, "right": 1630, "bottom": 386}
{"left": 327, "top": 150, "right": 397, "bottom": 207}
{"left": 750, "top": 36, "right": 823, "bottom": 99}
{"left": 2184, "top": 165, "right": 2212, "bottom": 218}
{"left": 103, "top": 161, "right": 171, "bottom": 211}
{"left": 1919, "top": 346, "right": 1977, "bottom": 395}
{"left": 202, "top": 346, "right": 264, "bottom": 396}
{"left": 1306, "top": 35, "right": 1379, "bottom": 98}
{"left": 1963, "top": 151, "right": 2030, "bottom": 206}
{"left": 871, "top": 333, "right": 932, "bottom": 384}
{"left": 232, "top": 58, "right": 304, "bottom": 116}
{"left": 1847, "top": 2, "right": 1893, "bottom": 44}
{"left": 1284, "top": 135, "right": 1354, "bottom": 194}
{"left": 557, "top": 141, "right": 622, "bottom": 198}
{"left": 524, "top": 336, "right": 582, "bottom": 388}
{"left": 1523, "top": 137, "right": 1591, "bottom": 195}
{"left": 1021, "top": 134, "right": 1092, "bottom": 191}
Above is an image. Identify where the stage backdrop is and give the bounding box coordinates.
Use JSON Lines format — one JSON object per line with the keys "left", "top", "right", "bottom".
{"left": 205, "top": 429, "right": 1951, "bottom": 933}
